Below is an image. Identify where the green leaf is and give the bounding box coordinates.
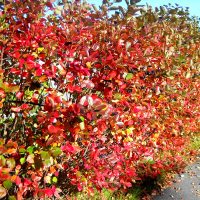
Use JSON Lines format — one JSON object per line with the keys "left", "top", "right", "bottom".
{"left": 8, "top": 196, "right": 16, "bottom": 200}
{"left": 51, "top": 147, "right": 62, "bottom": 157}
{"left": 177, "top": 55, "right": 186, "bottom": 63}
{"left": 20, "top": 157, "right": 26, "bottom": 165}
{"left": 27, "top": 146, "right": 35, "bottom": 154}
{"left": 0, "top": 155, "right": 6, "bottom": 166}
{"left": 52, "top": 176, "right": 58, "bottom": 183}
{"left": 125, "top": 73, "right": 133, "bottom": 80}
{"left": 19, "top": 148, "right": 26, "bottom": 154}
{"left": 79, "top": 116, "right": 85, "bottom": 122}
{"left": 0, "top": 138, "right": 5, "bottom": 145}
{"left": 41, "top": 151, "right": 52, "bottom": 166}
{"left": 41, "top": 151, "right": 50, "bottom": 160}
{"left": 114, "top": 93, "right": 122, "bottom": 100}
{"left": 3, "top": 180, "right": 12, "bottom": 190}
{"left": 147, "top": 159, "right": 155, "bottom": 164}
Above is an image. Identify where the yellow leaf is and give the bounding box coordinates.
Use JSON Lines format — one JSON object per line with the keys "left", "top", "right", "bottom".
{"left": 86, "top": 62, "right": 92, "bottom": 68}
{"left": 80, "top": 122, "right": 85, "bottom": 130}
{"left": 32, "top": 52, "right": 38, "bottom": 58}
{"left": 185, "top": 72, "right": 191, "bottom": 79}
{"left": 152, "top": 133, "right": 159, "bottom": 141}
{"left": 122, "top": 131, "right": 126, "bottom": 135}
{"left": 37, "top": 47, "right": 44, "bottom": 53}
{"left": 76, "top": 171, "right": 82, "bottom": 177}
{"left": 126, "top": 126, "right": 134, "bottom": 134}
{"left": 124, "top": 136, "right": 133, "bottom": 142}
{"left": 0, "top": 81, "right": 19, "bottom": 93}
{"left": 55, "top": 8, "right": 62, "bottom": 15}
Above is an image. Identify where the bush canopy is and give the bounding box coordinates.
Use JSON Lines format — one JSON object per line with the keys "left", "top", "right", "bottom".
{"left": 0, "top": 0, "right": 199, "bottom": 199}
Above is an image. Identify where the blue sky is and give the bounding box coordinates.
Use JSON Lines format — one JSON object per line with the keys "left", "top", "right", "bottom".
{"left": 86, "top": 0, "right": 200, "bottom": 17}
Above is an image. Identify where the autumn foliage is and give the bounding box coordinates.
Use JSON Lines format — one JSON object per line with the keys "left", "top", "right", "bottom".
{"left": 0, "top": 0, "right": 199, "bottom": 199}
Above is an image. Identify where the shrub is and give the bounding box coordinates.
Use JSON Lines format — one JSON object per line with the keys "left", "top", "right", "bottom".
{"left": 0, "top": 0, "right": 199, "bottom": 199}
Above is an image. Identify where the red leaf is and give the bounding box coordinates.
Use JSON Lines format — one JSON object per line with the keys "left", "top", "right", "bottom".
{"left": 12, "top": 51, "right": 21, "bottom": 59}
{"left": 16, "top": 91, "right": 24, "bottom": 100}
{"left": 21, "top": 104, "right": 29, "bottom": 110}
{"left": 79, "top": 95, "right": 93, "bottom": 107}
{"left": 86, "top": 112, "right": 93, "bottom": 120}
{"left": 73, "top": 103, "right": 80, "bottom": 114}
{"left": 77, "top": 184, "right": 83, "bottom": 191}
{"left": 133, "top": 106, "right": 142, "bottom": 113}
{"left": 68, "top": 84, "right": 82, "bottom": 93}
{"left": 44, "top": 188, "right": 54, "bottom": 197}
{"left": 15, "top": 176, "right": 21, "bottom": 185}
{"left": 61, "top": 142, "right": 75, "bottom": 154}
{"left": 106, "top": 54, "right": 113, "bottom": 61}
{"left": 11, "top": 106, "right": 21, "bottom": 112}
{"left": 24, "top": 178, "right": 32, "bottom": 186}
{"left": 36, "top": 68, "right": 42, "bottom": 76}
{"left": 10, "top": 68, "right": 21, "bottom": 75}
{"left": 0, "top": 89, "right": 5, "bottom": 98}
{"left": 48, "top": 125, "right": 63, "bottom": 134}
{"left": 81, "top": 80, "right": 94, "bottom": 89}
{"left": 125, "top": 182, "right": 132, "bottom": 187}
{"left": 107, "top": 70, "right": 117, "bottom": 79}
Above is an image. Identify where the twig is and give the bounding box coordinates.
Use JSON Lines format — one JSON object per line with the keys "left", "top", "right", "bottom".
{"left": 125, "top": 0, "right": 129, "bottom": 6}
{"left": 12, "top": 116, "right": 17, "bottom": 133}
{"left": 83, "top": 143, "right": 90, "bottom": 157}
{"left": 0, "top": 47, "right": 4, "bottom": 70}
{"left": 3, "top": 123, "right": 7, "bottom": 137}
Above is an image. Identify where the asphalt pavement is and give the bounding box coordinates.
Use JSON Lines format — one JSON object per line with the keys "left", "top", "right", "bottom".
{"left": 153, "top": 156, "right": 200, "bottom": 200}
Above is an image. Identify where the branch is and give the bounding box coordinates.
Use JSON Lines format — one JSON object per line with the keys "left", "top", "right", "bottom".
{"left": 125, "top": 0, "right": 129, "bottom": 6}
{"left": 6, "top": 100, "right": 44, "bottom": 106}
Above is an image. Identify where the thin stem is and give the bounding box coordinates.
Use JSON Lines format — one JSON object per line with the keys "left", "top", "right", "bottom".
{"left": 0, "top": 47, "right": 5, "bottom": 71}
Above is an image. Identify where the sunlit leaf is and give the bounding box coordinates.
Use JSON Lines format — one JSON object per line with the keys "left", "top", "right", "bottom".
{"left": 6, "top": 158, "right": 16, "bottom": 169}
{"left": 27, "top": 154, "right": 34, "bottom": 164}
{"left": 125, "top": 73, "right": 133, "bottom": 80}
{"left": 27, "top": 146, "right": 35, "bottom": 154}
{"left": 52, "top": 176, "right": 58, "bottom": 183}
{"left": 114, "top": 93, "right": 122, "bottom": 100}
{"left": 0, "top": 186, "right": 7, "bottom": 199}
{"left": 20, "top": 157, "right": 26, "bottom": 165}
